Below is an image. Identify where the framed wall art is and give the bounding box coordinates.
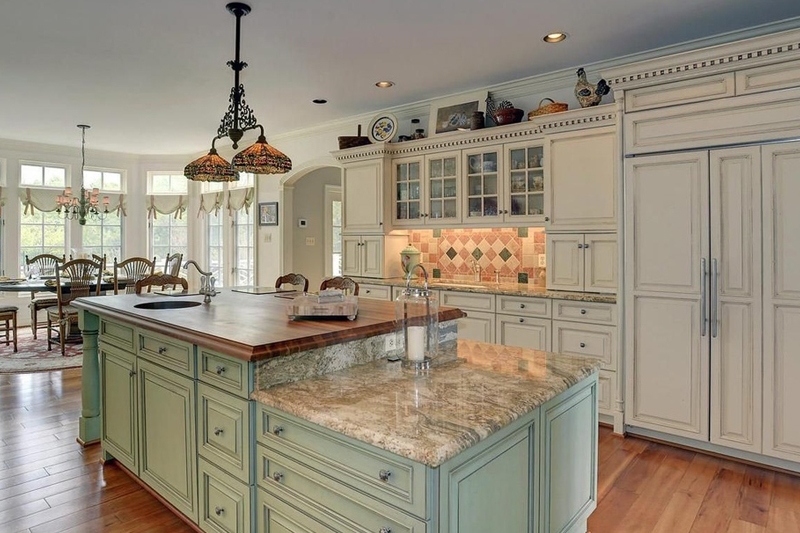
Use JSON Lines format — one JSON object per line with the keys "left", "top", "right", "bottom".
{"left": 428, "top": 91, "right": 488, "bottom": 135}
{"left": 258, "top": 201, "right": 279, "bottom": 226}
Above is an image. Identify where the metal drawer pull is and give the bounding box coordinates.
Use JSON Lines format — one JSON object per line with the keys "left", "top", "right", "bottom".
{"left": 378, "top": 469, "right": 392, "bottom": 482}
{"left": 215, "top": 365, "right": 226, "bottom": 375}
{"left": 213, "top": 427, "right": 224, "bottom": 436}
{"left": 214, "top": 506, "right": 224, "bottom": 516}
{"left": 580, "top": 342, "right": 586, "bottom": 348}
{"left": 519, "top": 303, "right": 525, "bottom": 309}
{"left": 272, "top": 426, "right": 284, "bottom": 436}
{"left": 272, "top": 472, "right": 283, "bottom": 482}
{"left": 580, "top": 309, "right": 587, "bottom": 315}
{"left": 129, "top": 370, "right": 136, "bottom": 377}
{"left": 379, "top": 528, "right": 392, "bottom": 533}
{"left": 700, "top": 258, "right": 708, "bottom": 337}
{"left": 157, "top": 346, "right": 167, "bottom": 354}
{"left": 518, "top": 318, "right": 524, "bottom": 323}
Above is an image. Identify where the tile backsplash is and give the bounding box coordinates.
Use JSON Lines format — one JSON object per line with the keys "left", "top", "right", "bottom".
{"left": 407, "top": 228, "right": 546, "bottom": 286}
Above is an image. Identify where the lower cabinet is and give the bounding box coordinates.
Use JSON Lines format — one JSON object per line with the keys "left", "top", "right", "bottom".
{"left": 138, "top": 357, "right": 199, "bottom": 522}
{"left": 496, "top": 315, "right": 551, "bottom": 351}
{"left": 457, "top": 311, "right": 496, "bottom": 343}
{"left": 257, "top": 487, "right": 337, "bottom": 533}
{"left": 199, "top": 458, "right": 252, "bottom": 533}
{"left": 100, "top": 343, "right": 138, "bottom": 473}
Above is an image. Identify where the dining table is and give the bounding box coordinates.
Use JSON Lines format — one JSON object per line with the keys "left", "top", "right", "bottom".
{"left": 0, "top": 278, "right": 126, "bottom": 293}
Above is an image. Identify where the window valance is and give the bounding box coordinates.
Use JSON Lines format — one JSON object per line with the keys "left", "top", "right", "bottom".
{"left": 227, "top": 187, "right": 254, "bottom": 214}
{"left": 19, "top": 187, "right": 127, "bottom": 216}
{"left": 197, "top": 191, "right": 224, "bottom": 217}
{"left": 147, "top": 194, "right": 188, "bottom": 220}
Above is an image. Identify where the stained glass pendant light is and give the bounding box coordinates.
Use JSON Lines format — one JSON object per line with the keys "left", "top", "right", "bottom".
{"left": 184, "top": 3, "right": 292, "bottom": 182}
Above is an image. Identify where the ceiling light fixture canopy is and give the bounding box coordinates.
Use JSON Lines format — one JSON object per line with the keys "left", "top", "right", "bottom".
{"left": 543, "top": 32, "right": 568, "bottom": 43}
{"left": 184, "top": 2, "right": 291, "bottom": 182}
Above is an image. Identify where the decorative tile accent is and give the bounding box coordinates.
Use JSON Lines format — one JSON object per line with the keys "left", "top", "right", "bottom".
{"left": 433, "top": 268, "right": 441, "bottom": 278}
{"left": 433, "top": 229, "right": 442, "bottom": 238}
{"left": 518, "top": 272, "right": 529, "bottom": 284}
{"left": 517, "top": 227, "right": 528, "bottom": 238}
{"left": 471, "top": 248, "right": 483, "bottom": 261}
{"left": 446, "top": 247, "right": 457, "bottom": 260}
{"left": 499, "top": 248, "right": 512, "bottom": 262}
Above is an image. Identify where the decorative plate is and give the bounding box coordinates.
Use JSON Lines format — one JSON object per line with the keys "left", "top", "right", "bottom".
{"left": 368, "top": 113, "right": 398, "bottom": 143}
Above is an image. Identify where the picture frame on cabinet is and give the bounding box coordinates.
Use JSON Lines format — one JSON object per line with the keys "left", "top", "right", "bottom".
{"left": 428, "top": 91, "right": 488, "bottom": 136}
{"left": 258, "top": 202, "right": 279, "bottom": 226}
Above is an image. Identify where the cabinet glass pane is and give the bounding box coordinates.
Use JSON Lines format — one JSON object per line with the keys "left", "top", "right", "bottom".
{"left": 443, "top": 157, "right": 456, "bottom": 176}
{"left": 484, "top": 197, "right": 498, "bottom": 216}
{"left": 468, "top": 198, "right": 482, "bottom": 216}
{"left": 511, "top": 172, "right": 526, "bottom": 194}
{"left": 397, "top": 203, "right": 408, "bottom": 219}
{"left": 431, "top": 180, "right": 442, "bottom": 199}
{"left": 511, "top": 195, "right": 526, "bottom": 216}
{"left": 409, "top": 162, "right": 419, "bottom": 180}
{"left": 469, "top": 175, "right": 482, "bottom": 196}
{"left": 484, "top": 175, "right": 497, "bottom": 195}
{"left": 529, "top": 194, "right": 544, "bottom": 215}
{"left": 468, "top": 155, "right": 482, "bottom": 174}
{"left": 398, "top": 164, "right": 407, "bottom": 181}
{"left": 430, "top": 159, "right": 443, "bottom": 178}
{"left": 430, "top": 202, "right": 443, "bottom": 219}
{"left": 483, "top": 153, "right": 497, "bottom": 172}
{"left": 511, "top": 149, "right": 526, "bottom": 170}
{"left": 443, "top": 178, "right": 457, "bottom": 198}
{"left": 443, "top": 199, "right": 457, "bottom": 218}
{"left": 409, "top": 202, "right": 420, "bottom": 219}
{"left": 527, "top": 147, "right": 543, "bottom": 168}
{"left": 397, "top": 183, "right": 408, "bottom": 201}
{"left": 529, "top": 171, "right": 544, "bottom": 191}
{"left": 409, "top": 181, "right": 420, "bottom": 200}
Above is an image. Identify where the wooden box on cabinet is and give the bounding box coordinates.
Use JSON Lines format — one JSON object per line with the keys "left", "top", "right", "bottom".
{"left": 341, "top": 234, "right": 407, "bottom": 279}
{"left": 546, "top": 233, "right": 617, "bottom": 294}
{"left": 342, "top": 159, "right": 387, "bottom": 234}
{"left": 545, "top": 126, "right": 617, "bottom": 232}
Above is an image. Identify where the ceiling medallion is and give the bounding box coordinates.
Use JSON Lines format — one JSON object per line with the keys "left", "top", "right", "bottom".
{"left": 184, "top": 2, "right": 292, "bottom": 182}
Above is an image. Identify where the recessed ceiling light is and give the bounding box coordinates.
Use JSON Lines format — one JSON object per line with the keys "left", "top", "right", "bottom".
{"left": 312, "top": 99, "right": 328, "bottom": 104}
{"left": 375, "top": 81, "right": 395, "bottom": 88}
{"left": 543, "top": 32, "right": 568, "bottom": 43}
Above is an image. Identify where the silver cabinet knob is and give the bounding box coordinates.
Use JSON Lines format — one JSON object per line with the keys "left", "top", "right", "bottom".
{"left": 544, "top": 216, "right": 550, "bottom": 221}
{"left": 216, "top": 365, "right": 226, "bottom": 375}
{"left": 273, "top": 426, "right": 284, "bottom": 436}
{"left": 272, "top": 472, "right": 283, "bottom": 482}
{"left": 213, "top": 427, "right": 224, "bottom": 436}
{"left": 519, "top": 303, "right": 525, "bottom": 309}
{"left": 580, "top": 309, "right": 587, "bottom": 315}
{"left": 379, "top": 529, "right": 392, "bottom": 533}
{"left": 365, "top": 290, "right": 371, "bottom": 294}
{"left": 157, "top": 346, "right": 167, "bottom": 354}
{"left": 129, "top": 370, "right": 136, "bottom": 377}
{"left": 519, "top": 318, "right": 524, "bottom": 323}
{"left": 580, "top": 342, "right": 586, "bottom": 348}
{"left": 214, "top": 506, "right": 224, "bottom": 516}
{"left": 378, "top": 469, "right": 392, "bottom": 482}
{"left": 577, "top": 244, "right": 584, "bottom": 249}
{"left": 584, "top": 244, "right": 590, "bottom": 249}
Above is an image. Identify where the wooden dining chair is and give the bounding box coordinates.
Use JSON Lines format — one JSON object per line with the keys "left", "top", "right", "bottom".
{"left": 114, "top": 257, "right": 156, "bottom": 295}
{"left": 275, "top": 273, "right": 309, "bottom": 292}
{"left": 164, "top": 252, "right": 184, "bottom": 277}
{"left": 319, "top": 276, "right": 360, "bottom": 296}
{"left": 135, "top": 274, "right": 188, "bottom": 294}
{"left": 92, "top": 254, "right": 107, "bottom": 272}
{"left": 25, "top": 253, "right": 66, "bottom": 339}
{"left": 46, "top": 258, "right": 102, "bottom": 356}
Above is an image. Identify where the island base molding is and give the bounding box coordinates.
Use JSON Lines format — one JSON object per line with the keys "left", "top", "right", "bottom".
{"left": 626, "top": 426, "right": 800, "bottom": 476}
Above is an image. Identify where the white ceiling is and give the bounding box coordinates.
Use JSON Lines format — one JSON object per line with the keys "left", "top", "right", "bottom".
{"left": 1, "top": 0, "right": 798, "bottom": 154}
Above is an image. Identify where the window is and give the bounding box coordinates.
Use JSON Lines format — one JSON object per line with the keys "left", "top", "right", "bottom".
{"left": 84, "top": 169, "right": 123, "bottom": 192}
{"left": 149, "top": 173, "right": 188, "bottom": 194}
{"left": 19, "top": 209, "right": 67, "bottom": 276}
{"left": 230, "top": 172, "right": 255, "bottom": 189}
{"left": 325, "top": 185, "right": 342, "bottom": 277}
{"left": 233, "top": 208, "right": 254, "bottom": 286}
{"left": 83, "top": 215, "right": 123, "bottom": 264}
{"left": 207, "top": 210, "right": 225, "bottom": 287}
{"left": 20, "top": 164, "right": 66, "bottom": 188}
{"left": 150, "top": 215, "right": 188, "bottom": 271}
{"left": 203, "top": 182, "right": 224, "bottom": 193}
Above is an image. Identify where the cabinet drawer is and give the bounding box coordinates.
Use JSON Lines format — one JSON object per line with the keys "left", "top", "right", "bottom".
{"left": 198, "top": 458, "right": 251, "bottom": 533}
{"left": 199, "top": 348, "right": 250, "bottom": 398}
{"left": 257, "top": 406, "right": 428, "bottom": 518}
{"left": 138, "top": 330, "right": 194, "bottom": 377}
{"left": 626, "top": 72, "right": 735, "bottom": 112}
{"left": 258, "top": 444, "right": 428, "bottom": 532}
{"left": 257, "top": 486, "right": 336, "bottom": 533}
{"left": 496, "top": 315, "right": 551, "bottom": 351}
{"left": 359, "top": 283, "right": 393, "bottom": 301}
{"left": 100, "top": 318, "right": 135, "bottom": 353}
{"left": 554, "top": 300, "right": 616, "bottom": 325}
{"left": 198, "top": 383, "right": 251, "bottom": 484}
{"left": 553, "top": 320, "right": 617, "bottom": 370}
{"left": 440, "top": 290, "right": 495, "bottom": 312}
{"left": 736, "top": 59, "right": 800, "bottom": 96}
{"left": 496, "top": 295, "right": 551, "bottom": 318}
{"left": 598, "top": 370, "right": 615, "bottom": 414}
{"left": 458, "top": 311, "right": 496, "bottom": 344}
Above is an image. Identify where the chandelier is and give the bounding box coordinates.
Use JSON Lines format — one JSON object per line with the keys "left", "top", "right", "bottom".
{"left": 56, "top": 125, "right": 109, "bottom": 225}
{"left": 184, "top": 2, "right": 292, "bottom": 182}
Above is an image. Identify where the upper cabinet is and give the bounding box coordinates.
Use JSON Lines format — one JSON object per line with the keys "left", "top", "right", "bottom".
{"left": 545, "top": 126, "right": 617, "bottom": 232}
{"left": 342, "top": 157, "right": 387, "bottom": 235}
{"left": 505, "top": 141, "right": 546, "bottom": 225}
{"left": 463, "top": 146, "right": 504, "bottom": 225}
{"left": 392, "top": 156, "right": 424, "bottom": 227}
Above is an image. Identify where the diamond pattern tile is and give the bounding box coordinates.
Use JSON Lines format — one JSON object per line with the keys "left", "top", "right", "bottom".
{"left": 446, "top": 247, "right": 457, "bottom": 260}
{"left": 499, "top": 248, "right": 512, "bottom": 262}
{"left": 472, "top": 248, "right": 483, "bottom": 260}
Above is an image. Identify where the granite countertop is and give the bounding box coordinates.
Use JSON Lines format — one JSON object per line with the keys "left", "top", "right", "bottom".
{"left": 252, "top": 340, "right": 601, "bottom": 467}
{"left": 353, "top": 277, "right": 616, "bottom": 304}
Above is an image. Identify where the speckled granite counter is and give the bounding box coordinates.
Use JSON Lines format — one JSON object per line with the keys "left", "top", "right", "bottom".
{"left": 252, "top": 339, "right": 600, "bottom": 467}
{"left": 353, "top": 277, "right": 616, "bottom": 304}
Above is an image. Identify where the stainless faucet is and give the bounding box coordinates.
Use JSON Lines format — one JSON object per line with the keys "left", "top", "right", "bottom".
{"left": 470, "top": 257, "right": 482, "bottom": 282}
{"left": 406, "top": 263, "right": 430, "bottom": 291}
{"left": 183, "top": 260, "right": 217, "bottom": 304}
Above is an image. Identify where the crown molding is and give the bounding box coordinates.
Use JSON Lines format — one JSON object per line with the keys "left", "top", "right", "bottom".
{"left": 603, "top": 26, "right": 800, "bottom": 90}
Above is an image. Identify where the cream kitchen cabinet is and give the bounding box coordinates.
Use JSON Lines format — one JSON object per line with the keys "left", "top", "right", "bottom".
{"left": 393, "top": 152, "right": 461, "bottom": 227}
{"left": 463, "top": 146, "right": 504, "bottom": 225}
{"left": 504, "top": 141, "right": 546, "bottom": 225}
{"left": 545, "top": 126, "right": 617, "bottom": 232}
{"left": 341, "top": 235, "right": 406, "bottom": 279}
{"left": 391, "top": 156, "right": 424, "bottom": 227}
{"left": 342, "top": 159, "right": 386, "bottom": 235}
{"left": 496, "top": 315, "right": 551, "bottom": 351}
{"left": 546, "top": 233, "right": 617, "bottom": 294}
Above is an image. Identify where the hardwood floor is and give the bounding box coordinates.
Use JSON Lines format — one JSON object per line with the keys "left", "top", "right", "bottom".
{"left": 2, "top": 369, "right": 799, "bottom": 533}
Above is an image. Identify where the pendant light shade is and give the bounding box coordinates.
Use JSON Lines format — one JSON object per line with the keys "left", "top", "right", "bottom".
{"left": 231, "top": 135, "right": 292, "bottom": 174}
{"left": 184, "top": 148, "right": 239, "bottom": 182}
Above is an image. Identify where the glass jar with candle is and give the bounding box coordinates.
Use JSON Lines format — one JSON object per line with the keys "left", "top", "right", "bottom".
{"left": 395, "top": 264, "right": 439, "bottom": 369}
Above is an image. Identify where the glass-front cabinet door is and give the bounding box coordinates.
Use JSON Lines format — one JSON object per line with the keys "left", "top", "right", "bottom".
{"left": 505, "top": 141, "right": 546, "bottom": 224}
{"left": 463, "top": 147, "right": 504, "bottom": 224}
{"left": 425, "top": 151, "right": 461, "bottom": 225}
{"left": 392, "top": 156, "right": 423, "bottom": 227}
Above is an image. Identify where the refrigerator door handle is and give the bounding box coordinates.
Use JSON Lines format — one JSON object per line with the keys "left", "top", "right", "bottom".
{"left": 711, "top": 259, "right": 719, "bottom": 338}
{"left": 701, "top": 258, "right": 708, "bottom": 337}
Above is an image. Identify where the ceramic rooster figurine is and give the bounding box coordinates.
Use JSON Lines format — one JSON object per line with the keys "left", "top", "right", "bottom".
{"left": 575, "top": 67, "right": 610, "bottom": 108}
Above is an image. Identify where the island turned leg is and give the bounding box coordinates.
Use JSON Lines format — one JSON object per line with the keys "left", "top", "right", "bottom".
{"left": 78, "top": 310, "right": 101, "bottom": 446}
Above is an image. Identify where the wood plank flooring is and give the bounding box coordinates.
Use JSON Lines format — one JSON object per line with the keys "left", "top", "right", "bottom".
{"left": 2, "top": 369, "right": 800, "bottom": 532}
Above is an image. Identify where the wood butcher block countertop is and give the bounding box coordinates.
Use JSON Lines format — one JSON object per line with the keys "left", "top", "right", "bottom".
{"left": 72, "top": 290, "right": 466, "bottom": 362}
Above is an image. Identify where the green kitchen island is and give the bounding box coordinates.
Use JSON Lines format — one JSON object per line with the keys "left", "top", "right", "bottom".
{"left": 74, "top": 290, "right": 600, "bottom": 533}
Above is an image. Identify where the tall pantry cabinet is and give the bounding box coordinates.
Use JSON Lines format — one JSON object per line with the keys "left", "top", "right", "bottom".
{"left": 626, "top": 142, "right": 800, "bottom": 460}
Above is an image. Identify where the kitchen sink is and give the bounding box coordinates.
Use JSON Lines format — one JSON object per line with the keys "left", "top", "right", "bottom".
{"left": 134, "top": 301, "right": 202, "bottom": 310}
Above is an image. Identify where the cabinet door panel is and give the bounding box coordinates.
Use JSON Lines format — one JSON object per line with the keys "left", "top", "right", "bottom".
{"left": 101, "top": 345, "right": 137, "bottom": 472}
{"left": 552, "top": 321, "right": 616, "bottom": 370}
{"left": 504, "top": 141, "right": 546, "bottom": 224}
{"left": 584, "top": 234, "right": 617, "bottom": 294}
{"left": 457, "top": 311, "right": 495, "bottom": 343}
{"left": 361, "top": 236, "right": 384, "bottom": 278}
{"left": 629, "top": 295, "right": 709, "bottom": 440}
{"left": 710, "top": 147, "right": 762, "bottom": 453}
{"left": 393, "top": 157, "right": 424, "bottom": 227}
{"left": 496, "top": 316, "right": 551, "bottom": 351}
{"left": 343, "top": 162, "right": 382, "bottom": 233}
{"left": 257, "top": 487, "right": 337, "bottom": 533}
{"left": 546, "top": 234, "right": 583, "bottom": 292}
{"left": 546, "top": 127, "right": 616, "bottom": 231}
{"left": 425, "top": 152, "right": 461, "bottom": 225}
{"left": 138, "top": 358, "right": 198, "bottom": 521}
{"left": 341, "top": 236, "right": 362, "bottom": 277}
{"left": 463, "top": 147, "right": 505, "bottom": 225}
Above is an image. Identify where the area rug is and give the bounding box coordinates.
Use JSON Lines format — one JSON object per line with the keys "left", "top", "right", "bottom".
{"left": 0, "top": 329, "right": 83, "bottom": 373}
